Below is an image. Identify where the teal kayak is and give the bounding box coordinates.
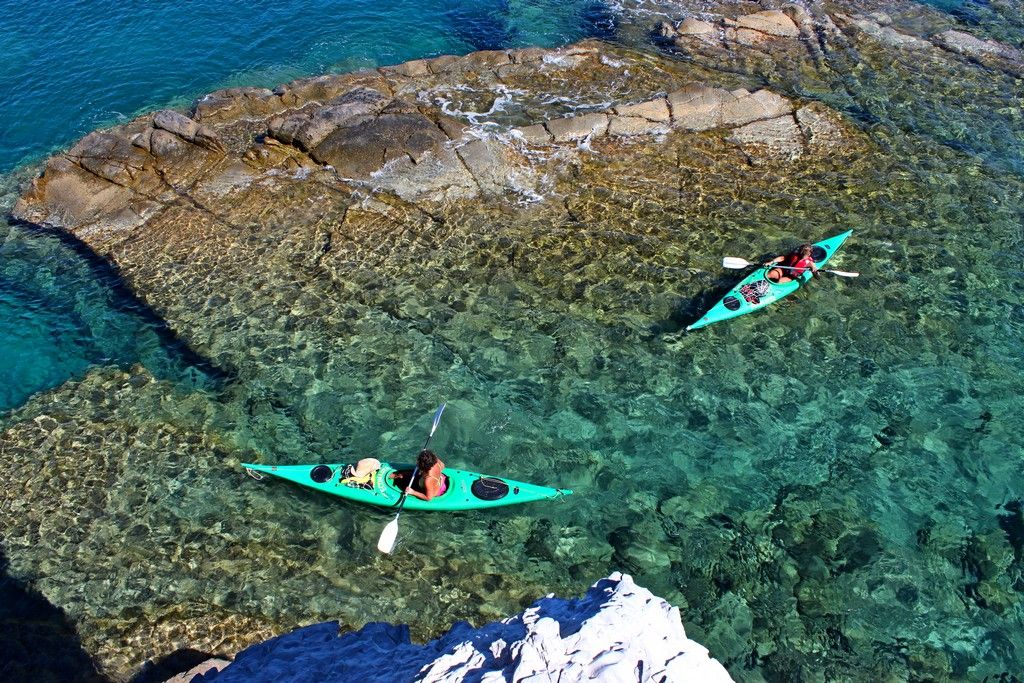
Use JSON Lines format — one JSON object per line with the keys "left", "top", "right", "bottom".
{"left": 242, "top": 461, "right": 573, "bottom": 511}
{"left": 687, "top": 230, "right": 853, "bottom": 331}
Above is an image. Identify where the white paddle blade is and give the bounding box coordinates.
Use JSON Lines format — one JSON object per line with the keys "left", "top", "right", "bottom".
{"left": 828, "top": 269, "right": 859, "bottom": 277}
{"left": 722, "top": 257, "right": 752, "bottom": 269}
{"left": 377, "top": 517, "right": 399, "bottom": 554}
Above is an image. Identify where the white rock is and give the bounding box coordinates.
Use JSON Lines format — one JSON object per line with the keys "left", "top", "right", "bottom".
{"left": 199, "top": 573, "right": 734, "bottom": 683}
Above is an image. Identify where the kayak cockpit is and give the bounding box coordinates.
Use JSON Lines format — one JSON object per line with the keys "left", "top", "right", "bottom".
{"left": 385, "top": 468, "right": 454, "bottom": 503}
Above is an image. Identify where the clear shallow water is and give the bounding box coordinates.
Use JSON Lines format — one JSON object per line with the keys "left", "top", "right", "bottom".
{"left": 2, "top": 0, "right": 1024, "bottom": 681}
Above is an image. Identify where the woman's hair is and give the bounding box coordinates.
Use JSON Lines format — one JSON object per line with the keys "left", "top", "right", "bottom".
{"left": 417, "top": 449, "right": 439, "bottom": 471}
{"left": 798, "top": 243, "right": 813, "bottom": 258}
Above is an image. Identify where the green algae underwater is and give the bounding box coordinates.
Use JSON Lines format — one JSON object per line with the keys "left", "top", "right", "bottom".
{"left": 3, "top": 4, "right": 1024, "bottom": 683}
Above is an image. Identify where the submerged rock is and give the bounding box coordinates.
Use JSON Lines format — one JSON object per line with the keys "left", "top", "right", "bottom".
{"left": 181, "top": 573, "right": 732, "bottom": 683}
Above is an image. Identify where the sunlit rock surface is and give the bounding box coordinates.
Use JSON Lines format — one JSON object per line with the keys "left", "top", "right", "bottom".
{"left": 183, "top": 573, "right": 732, "bottom": 683}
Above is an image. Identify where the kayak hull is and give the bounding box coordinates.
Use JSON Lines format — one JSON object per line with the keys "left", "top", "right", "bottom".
{"left": 242, "top": 461, "right": 572, "bottom": 511}
{"left": 687, "top": 230, "right": 853, "bottom": 331}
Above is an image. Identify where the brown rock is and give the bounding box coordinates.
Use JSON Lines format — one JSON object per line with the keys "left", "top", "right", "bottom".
{"left": 607, "top": 116, "right": 669, "bottom": 136}
{"left": 545, "top": 113, "right": 610, "bottom": 141}
{"left": 193, "top": 86, "right": 280, "bottom": 123}
{"left": 795, "top": 104, "right": 844, "bottom": 149}
{"left": 152, "top": 110, "right": 227, "bottom": 154}
{"left": 71, "top": 132, "right": 149, "bottom": 185}
{"left": 13, "top": 156, "right": 138, "bottom": 231}
{"left": 268, "top": 87, "right": 391, "bottom": 151}
{"left": 513, "top": 124, "right": 553, "bottom": 144}
{"left": 678, "top": 18, "right": 717, "bottom": 36}
{"left": 280, "top": 72, "right": 390, "bottom": 106}
{"left": 933, "top": 29, "right": 1022, "bottom": 62}
{"left": 729, "top": 28, "right": 772, "bottom": 47}
{"left": 455, "top": 138, "right": 533, "bottom": 197}
{"left": 380, "top": 58, "right": 432, "bottom": 78}
{"left": 368, "top": 146, "right": 476, "bottom": 203}
{"left": 735, "top": 10, "right": 799, "bottom": 38}
{"left": 667, "top": 85, "right": 733, "bottom": 131}
{"left": 719, "top": 89, "right": 793, "bottom": 127}
{"left": 614, "top": 98, "right": 671, "bottom": 122}
{"left": 312, "top": 109, "right": 451, "bottom": 177}
{"left": 728, "top": 115, "right": 805, "bottom": 158}
{"left": 848, "top": 16, "right": 932, "bottom": 50}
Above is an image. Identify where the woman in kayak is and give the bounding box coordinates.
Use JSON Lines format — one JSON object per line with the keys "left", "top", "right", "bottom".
{"left": 764, "top": 243, "right": 818, "bottom": 284}
{"left": 403, "top": 449, "right": 448, "bottom": 501}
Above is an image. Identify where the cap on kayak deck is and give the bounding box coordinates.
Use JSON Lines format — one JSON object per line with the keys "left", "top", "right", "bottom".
{"left": 351, "top": 458, "right": 381, "bottom": 478}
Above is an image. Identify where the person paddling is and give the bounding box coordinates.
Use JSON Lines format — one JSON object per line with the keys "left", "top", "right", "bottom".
{"left": 401, "top": 449, "right": 448, "bottom": 501}
{"left": 764, "top": 243, "right": 817, "bottom": 284}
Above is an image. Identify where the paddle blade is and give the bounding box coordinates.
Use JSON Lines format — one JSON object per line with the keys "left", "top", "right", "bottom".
{"left": 722, "top": 257, "right": 752, "bottom": 269}
{"left": 827, "top": 269, "right": 859, "bottom": 277}
{"left": 377, "top": 516, "right": 399, "bottom": 554}
{"left": 430, "top": 403, "right": 446, "bottom": 435}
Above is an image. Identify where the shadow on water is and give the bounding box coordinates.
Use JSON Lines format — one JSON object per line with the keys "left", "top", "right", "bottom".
{"left": 654, "top": 259, "right": 776, "bottom": 334}
{"left": 578, "top": 0, "right": 617, "bottom": 41}
{"left": 446, "top": 2, "right": 513, "bottom": 51}
{"left": 0, "top": 545, "right": 107, "bottom": 682}
{"left": 4, "top": 218, "right": 233, "bottom": 411}
{"left": 445, "top": 0, "right": 616, "bottom": 52}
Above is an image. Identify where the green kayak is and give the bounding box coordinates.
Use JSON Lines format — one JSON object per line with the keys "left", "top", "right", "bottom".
{"left": 242, "top": 461, "right": 572, "bottom": 511}
{"left": 687, "top": 230, "right": 853, "bottom": 331}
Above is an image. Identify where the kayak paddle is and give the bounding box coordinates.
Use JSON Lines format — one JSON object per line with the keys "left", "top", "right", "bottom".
{"left": 722, "top": 256, "right": 859, "bottom": 277}
{"left": 377, "top": 402, "right": 447, "bottom": 554}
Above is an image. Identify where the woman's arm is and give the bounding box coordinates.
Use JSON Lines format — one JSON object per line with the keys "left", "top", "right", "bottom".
{"left": 404, "top": 487, "right": 428, "bottom": 500}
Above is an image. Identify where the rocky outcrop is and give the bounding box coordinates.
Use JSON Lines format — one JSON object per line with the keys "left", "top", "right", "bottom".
{"left": 13, "top": 41, "right": 852, "bottom": 236}
{"left": 659, "top": 7, "right": 809, "bottom": 50}
{"left": 510, "top": 84, "right": 846, "bottom": 162}
{"left": 657, "top": 4, "right": 1020, "bottom": 83}
{"left": 178, "top": 573, "right": 732, "bottom": 683}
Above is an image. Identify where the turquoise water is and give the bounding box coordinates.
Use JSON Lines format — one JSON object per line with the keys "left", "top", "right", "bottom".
{"left": 2, "top": 0, "right": 1024, "bottom": 681}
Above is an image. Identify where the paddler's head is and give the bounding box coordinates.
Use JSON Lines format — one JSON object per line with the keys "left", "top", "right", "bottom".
{"left": 417, "top": 449, "right": 439, "bottom": 472}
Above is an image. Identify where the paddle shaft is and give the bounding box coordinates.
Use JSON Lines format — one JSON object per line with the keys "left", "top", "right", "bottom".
{"left": 765, "top": 263, "right": 856, "bottom": 277}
